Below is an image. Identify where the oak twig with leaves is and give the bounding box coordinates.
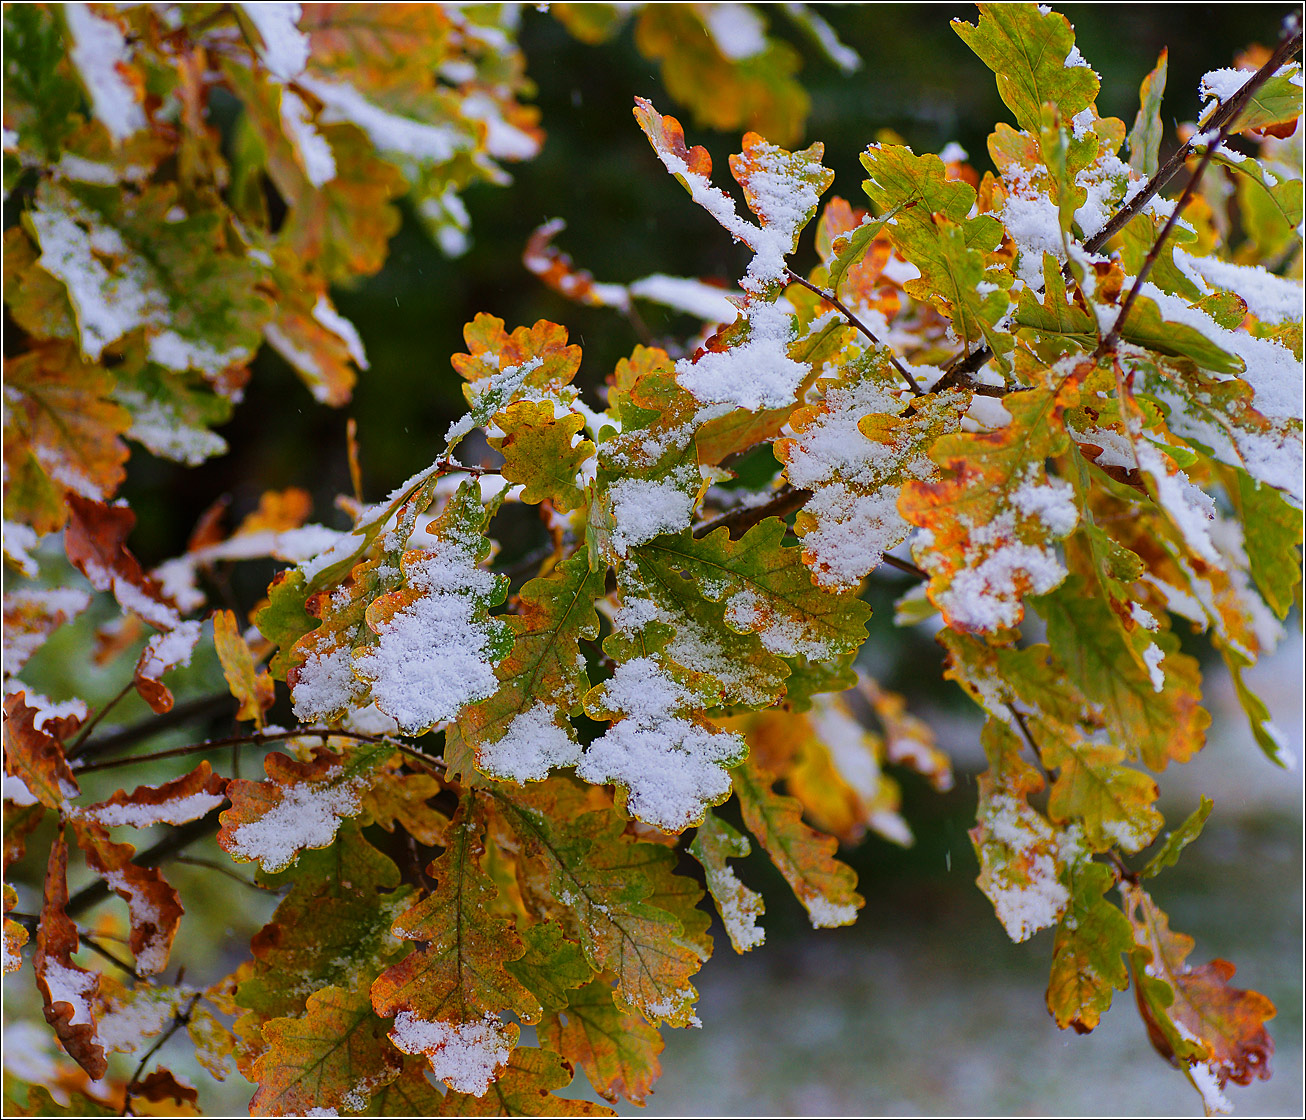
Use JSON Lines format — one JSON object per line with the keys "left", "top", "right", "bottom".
{"left": 3, "top": 3, "right": 1302, "bottom": 1117}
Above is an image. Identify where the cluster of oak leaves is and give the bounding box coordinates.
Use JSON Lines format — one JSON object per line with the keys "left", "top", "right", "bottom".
{"left": 2, "top": 3, "right": 1303, "bottom": 1116}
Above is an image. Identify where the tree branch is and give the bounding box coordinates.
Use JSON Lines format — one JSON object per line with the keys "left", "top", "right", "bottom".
{"left": 785, "top": 267, "right": 924, "bottom": 395}
{"left": 70, "top": 692, "right": 238, "bottom": 763}
{"left": 693, "top": 485, "right": 812, "bottom": 539}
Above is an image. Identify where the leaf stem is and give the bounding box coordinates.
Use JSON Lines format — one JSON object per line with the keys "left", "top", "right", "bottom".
{"left": 120, "top": 992, "right": 201, "bottom": 1117}
{"left": 66, "top": 682, "right": 136, "bottom": 757}
{"left": 785, "top": 267, "right": 925, "bottom": 395}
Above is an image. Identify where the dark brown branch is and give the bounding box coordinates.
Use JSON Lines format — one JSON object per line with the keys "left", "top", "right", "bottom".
{"left": 879, "top": 553, "right": 927, "bottom": 580}
{"left": 942, "top": 28, "right": 1303, "bottom": 382}
{"left": 785, "top": 268, "right": 925, "bottom": 395}
{"left": 168, "top": 855, "right": 261, "bottom": 890}
{"left": 70, "top": 693, "right": 238, "bottom": 762}
{"left": 693, "top": 485, "right": 812, "bottom": 539}
{"left": 1099, "top": 35, "right": 1301, "bottom": 353}
{"left": 71, "top": 726, "right": 396, "bottom": 774}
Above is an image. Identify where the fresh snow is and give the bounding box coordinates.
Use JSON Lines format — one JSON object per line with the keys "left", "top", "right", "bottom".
{"left": 477, "top": 703, "right": 580, "bottom": 782}
{"left": 280, "top": 90, "right": 336, "bottom": 187}
{"left": 578, "top": 657, "right": 746, "bottom": 832}
{"left": 240, "top": 3, "right": 310, "bottom": 83}
{"left": 300, "top": 77, "right": 467, "bottom": 163}
{"left": 388, "top": 1012, "right": 512, "bottom": 1096}
{"left": 607, "top": 471, "right": 697, "bottom": 556}
{"left": 64, "top": 4, "right": 146, "bottom": 142}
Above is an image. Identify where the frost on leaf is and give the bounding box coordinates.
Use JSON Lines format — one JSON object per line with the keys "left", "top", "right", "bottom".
{"left": 497, "top": 790, "right": 707, "bottom": 1026}
{"left": 1123, "top": 882, "right": 1275, "bottom": 1109}
{"left": 777, "top": 363, "right": 968, "bottom": 590}
{"left": 970, "top": 720, "right": 1070, "bottom": 944}
{"left": 3, "top": 691, "right": 81, "bottom": 810}
{"left": 732, "top": 759, "right": 863, "bottom": 930}
{"left": 82, "top": 762, "right": 227, "bottom": 830}
{"left": 217, "top": 741, "right": 392, "bottom": 873}
{"left": 902, "top": 382, "right": 1083, "bottom": 634}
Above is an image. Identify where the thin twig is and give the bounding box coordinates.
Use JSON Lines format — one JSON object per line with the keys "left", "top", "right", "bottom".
{"left": 67, "top": 682, "right": 135, "bottom": 756}
{"left": 80, "top": 933, "right": 144, "bottom": 981}
{"left": 693, "top": 485, "right": 812, "bottom": 539}
{"left": 71, "top": 726, "right": 396, "bottom": 774}
{"left": 70, "top": 692, "right": 238, "bottom": 762}
{"left": 785, "top": 268, "right": 925, "bottom": 395}
{"left": 168, "top": 855, "right": 261, "bottom": 890}
{"left": 1099, "top": 34, "right": 1301, "bottom": 353}
{"left": 880, "top": 553, "right": 927, "bottom": 580}
{"left": 1007, "top": 705, "right": 1057, "bottom": 788}
{"left": 120, "top": 992, "right": 201, "bottom": 1117}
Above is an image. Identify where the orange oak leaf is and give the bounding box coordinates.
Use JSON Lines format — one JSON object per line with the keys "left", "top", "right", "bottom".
{"left": 34, "top": 831, "right": 107, "bottom": 1079}
{"left": 1, "top": 342, "right": 131, "bottom": 535}
{"left": 131, "top": 1068, "right": 200, "bottom": 1110}
{"left": 1123, "top": 882, "right": 1275, "bottom": 1099}
{"left": 82, "top": 761, "right": 228, "bottom": 830}
{"left": 70, "top": 819, "right": 184, "bottom": 977}
{"left": 731, "top": 759, "right": 863, "bottom": 929}
{"left": 3, "top": 691, "right": 81, "bottom": 810}
{"left": 217, "top": 741, "right": 392, "bottom": 873}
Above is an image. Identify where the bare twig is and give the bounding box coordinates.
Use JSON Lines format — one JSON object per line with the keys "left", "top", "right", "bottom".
{"left": 120, "top": 992, "right": 202, "bottom": 1117}
{"left": 168, "top": 855, "right": 261, "bottom": 890}
{"left": 880, "top": 553, "right": 928, "bottom": 580}
{"left": 785, "top": 268, "right": 925, "bottom": 395}
{"left": 66, "top": 682, "right": 135, "bottom": 756}
{"left": 693, "top": 485, "right": 812, "bottom": 539}
{"left": 70, "top": 692, "right": 238, "bottom": 762}
{"left": 71, "top": 726, "right": 396, "bottom": 774}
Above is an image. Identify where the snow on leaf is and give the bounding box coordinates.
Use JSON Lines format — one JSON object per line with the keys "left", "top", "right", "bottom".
{"left": 861, "top": 675, "right": 954, "bottom": 792}
{"left": 1123, "top": 882, "right": 1276, "bottom": 1102}
{"left": 1042, "top": 729, "right": 1163, "bottom": 854}
{"left": 217, "top": 741, "right": 392, "bottom": 873}
{"left": 62, "top": 493, "right": 179, "bottom": 631}
{"left": 539, "top": 974, "right": 664, "bottom": 1106}
{"left": 688, "top": 810, "right": 765, "bottom": 953}
{"left": 2, "top": 691, "right": 81, "bottom": 810}
{"left": 437, "top": 1045, "right": 616, "bottom": 1117}
{"left": 372, "top": 799, "right": 540, "bottom": 1042}
{"left": 579, "top": 655, "right": 746, "bottom": 834}
{"left": 450, "top": 315, "right": 583, "bottom": 442}
{"left": 357, "top": 480, "right": 510, "bottom": 734}
{"left": 237, "top": 821, "right": 410, "bottom": 1025}
{"left": 388, "top": 1011, "right": 516, "bottom": 1098}
{"left": 1037, "top": 578, "right": 1209, "bottom": 770}
{"left": 63, "top": 3, "right": 145, "bottom": 143}
{"left": 34, "top": 831, "right": 106, "bottom": 1079}
{"left": 2, "top": 588, "right": 92, "bottom": 677}
{"left": 902, "top": 381, "right": 1083, "bottom": 634}
{"left": 2, "top": 342, "right": 130, "bottom": 534}
{"left": 263, "top": 284, "right": 366, "bottom": 407}
{"left": 456, "top": 552, "right": 602, "bottom": 784}
{"left": 639, "top": 520, "right": 870, "bottom": 663}
{"left": 69, "top": 818, "right": 183, "bottom": 978}
{"left": 952, "top": 4, "right": 1099, "bottom": 134}
{"left": 1203, "top": 63, "right": 1303, "bottom": 136}
{"left": 731, "top": 760, "right": 863, "bottom": 930}
{"left": 969, "top": 720, "right": 1070, "bottom": 944}
{"left": 497, "top": 793, "right": 707, "bottom": 1027}
{"left": 133, "top": 618, "right": 202, "bottom": 715}
{"left": 28, "top": 180, "right": 271, "bottom": 375}
{"left": 83, "top": 762, "right": 227, "bottom": 830}
{"left": 860, "top": 143, "right": 1013, "bottom": 363}
{"left": 213, "top": 609, "right": 274, "bottom": 727}
{"left": 1046, "top": 853, "right": 1131, "bottom": 1032}
{"left": 777, "top": 366, "right": 968, "bottom": 590}
{"left": 251, "top": 983, "right": 402, "bottom": 1117}
{"left": 489, "top": 401, "right": 594, "bottom": 512}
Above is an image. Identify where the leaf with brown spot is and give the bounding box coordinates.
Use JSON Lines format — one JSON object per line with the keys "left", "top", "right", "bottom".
{"left": 437, "top": 1046, "right": 616, "bottom": 1117}
{"left": 1123, "top": 882, "right": 1276, "bottom": 1097}
{"left": 251, "top": 984, "right": 402, "bottom": 1117}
